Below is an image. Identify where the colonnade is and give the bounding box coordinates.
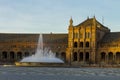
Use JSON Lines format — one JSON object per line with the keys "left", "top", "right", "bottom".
{"left": 100, "top": 52, "right": 120, "bottom": 64}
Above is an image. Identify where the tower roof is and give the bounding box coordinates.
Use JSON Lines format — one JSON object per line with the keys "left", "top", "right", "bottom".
{"left": 73, "top": 17, "right": 109, "bottom": 30}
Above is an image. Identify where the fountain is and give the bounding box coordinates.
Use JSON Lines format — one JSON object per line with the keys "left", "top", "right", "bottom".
{"left": 15, "top": 34, "right": 64, "bottom": 67}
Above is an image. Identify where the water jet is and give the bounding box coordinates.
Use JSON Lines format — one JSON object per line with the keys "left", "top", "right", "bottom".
{"left": 15, "top": 34, "right": 64, "bottom": 67}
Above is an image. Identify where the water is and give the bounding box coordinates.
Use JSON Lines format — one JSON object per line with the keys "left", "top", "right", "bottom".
{"left": 21, "top": 34, "right": 63, "bottom": 63}
{"left": 0, "top": 66, "right": 120, "bottom": 80}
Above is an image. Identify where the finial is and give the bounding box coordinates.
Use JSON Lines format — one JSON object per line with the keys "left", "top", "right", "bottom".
{"left": 93, "top": 14, "right": 96, "bottom": 26}
{"left": 69, "top": 17, "right": 73, "bottom": 26}
{"left": 93, "top": 15, "right": 96, "bottom": 19}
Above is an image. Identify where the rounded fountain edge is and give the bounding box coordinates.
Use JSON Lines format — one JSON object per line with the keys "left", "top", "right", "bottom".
{"left": 15, "top": 62, "right": 66, "bottom": 67}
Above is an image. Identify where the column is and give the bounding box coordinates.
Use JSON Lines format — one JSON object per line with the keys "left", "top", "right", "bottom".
{"left": 0, "top": 52, "right": 1, "bottom": 60}
{"left": 77, "top": 51, "right": 79, "bottom": 62}
{"left": 106, "top": 54, "right": 108, "bottom": 64}
{"left": 14, "top": 52, "right": 17, "bottom": 60}
{"left": 83, "top": 52, "right": 85, "bottom": 63}
{"left": 114, "top": 54, "right": 116, "bottom": 64}
{"left": 7, "top": 52, "right": 10, "bottom": 60}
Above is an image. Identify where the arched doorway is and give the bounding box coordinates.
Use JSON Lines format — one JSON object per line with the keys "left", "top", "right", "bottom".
{"left": 73, "top": 52, "right": 77, "bottom": 61}
{"left": 79, "top": 52, "right": 83, "bottom": 61}
{"left": 10, "top": 51, "right": 15, "bottom": 60}
{"left": 2, "top": 51, "right": 7, "bottom": 59}
{"left": 56, "top": 52, "right": 59, "bottom": 57}
{"left": 108, "top": 52, "right": 113, "bottom": 64}
{"left": 32, "top": 52, "right": 35, "bottom": 55}
{"left": 61, "top": 52, "right": 66, "bottom": 62}
{"left": 116, "top": 52, "right": 120, "bottom": 64}
{"left": 85, "top": 52, "right": 89, "bottom": 62}
{"left": 24, "top": 52, "right": 29, "bottom": 57}
{"left": 101, "top": 52, "right": 106, "bottom": 62}
{"left": 17, "top": 52, "right": 22, "bottom": 60}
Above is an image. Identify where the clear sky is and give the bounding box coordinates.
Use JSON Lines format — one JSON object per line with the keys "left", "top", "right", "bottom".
{"left": 0, "top": 0, "right": 120, "bottom": 33}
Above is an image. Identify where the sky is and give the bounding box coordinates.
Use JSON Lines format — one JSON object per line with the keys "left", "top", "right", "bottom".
{"left": 0, "top": 0, "right": 120, "bottom": 33}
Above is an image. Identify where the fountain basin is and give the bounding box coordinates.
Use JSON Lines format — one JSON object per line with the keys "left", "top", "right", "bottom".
{"left": 15, "top": 62, "right": 65, "bottom": 67}
{"left": 15, "top": 34, "right": 65, "bottom": 67}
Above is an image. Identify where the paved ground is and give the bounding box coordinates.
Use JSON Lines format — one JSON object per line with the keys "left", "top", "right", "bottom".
{"left": 0, "top": 66, "right": 120, "bottom": 80}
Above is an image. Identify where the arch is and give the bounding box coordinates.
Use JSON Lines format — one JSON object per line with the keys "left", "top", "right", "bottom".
{"left": 74, "top": 42, "right": 78, "bottom": 48}
{"left": 24, "top": 52, "right": 29, "bottom": 57}
{"left": 85, "top": 52, "right": 89, "bottom": 62}
{"left": 73, "top": 52, "right": 77, "bottom": 61}
{"left": 2, "top": 51, "right": 7, "bottom": 59}
{"left": 79, "top": 52, "right": 83, "bottom": 61}
{"left": 17, "top": 52, "right": 22, "bottom": 60}
{"left": 61, "top": 52, "right": 66, "bottom": 61}
{"left": 101, "top": 52, "right": 106, "bottom": 62}
{"left": 32, "top": 52, "right": 35, "bottom": 55}
{"left": 80, "top": 42, "right": 83, "bottom": 47}
{"left": 86, "top": 42, "right": 89, "bottom": 47}
{"left": 108, "top": 52, "right": 113, "bottom": 64}
{"left": 56, "top": 52, "right": 59, "bottom": 57}
{"left": 10, "top": 51, "right": 15, "bottom": 60}
{"left": 116, "top": 52, "right": 120, "bottom": 64}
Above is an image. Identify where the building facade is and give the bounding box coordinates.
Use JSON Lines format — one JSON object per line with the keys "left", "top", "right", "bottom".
{"left": 0, "top": 33, "right": 67, "bottom": 64}
{"left": 0, "top": 17, "right": 120, "bottom": 66}
{"left": 66, "top": 17, "right": 120, "bottom": 66}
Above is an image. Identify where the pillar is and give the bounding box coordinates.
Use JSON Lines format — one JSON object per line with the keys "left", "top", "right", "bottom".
{"left": 106, "top": 54, "right": 108, "bottom": 64}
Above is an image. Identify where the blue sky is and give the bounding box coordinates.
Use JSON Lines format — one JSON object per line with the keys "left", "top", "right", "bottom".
{"left": 0, "top": 0, "right": 120, "bottom": 33}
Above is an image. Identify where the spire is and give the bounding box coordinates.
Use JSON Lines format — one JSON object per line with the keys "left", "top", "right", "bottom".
{"left": 69, "top": 17, "right": 73, "bottom": 26}
{"left": 93, "top": 15, "right": 97, "bottom": 27}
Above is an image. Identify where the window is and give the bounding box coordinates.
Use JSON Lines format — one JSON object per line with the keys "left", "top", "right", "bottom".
{"left": 79, "top": 52, "right": 83, "bottom": 61}
{"left": 88, "top": 32, "right": 90, "bottom": 38}
{"left": 2, "top": 51, "right": 7, "bottom": 59}
{"left": 73, "top": 52, "right": 77, "bottom": 61}
{"left": 86, "top": 42, "right": 89, "bottom": 47}
{"left": 85, "top": 52, "right": 89, "bottom": 61}
{"left": 74, "top": 42, "right": 78, "bottom": 48}
{"left": 79, "top": 33, "right": 83, "bottom": 38}
{"left": 74, "top": 33, "right": 78, "bottom": 38}
{"left": 86, "top": 32, "right": 90, "bottom": 38}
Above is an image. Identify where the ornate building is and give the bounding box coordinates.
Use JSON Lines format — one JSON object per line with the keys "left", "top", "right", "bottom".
{"left": 66, "top": 16, "right": 120, "bottom": 66}
{"left": 0, "top": 17, "right": 120, "bottom": 66}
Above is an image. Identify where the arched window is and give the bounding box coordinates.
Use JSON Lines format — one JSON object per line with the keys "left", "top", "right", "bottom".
{"left": 86, "top": 42, "right": 89, "bottom": 47}
{"left": 74, "top": 42, "right": 78, "bottom": 48}
{"left": 79, "top": 52, "right": 83, "bottom": 61}
{"left": 116, "top": 52, "right": 120, "bottom": 64}
{"left": 108, "top": 52, "right": 113, "bottom": 64}
{"left": 80, "top": 42, "right": 83, "bottom": 47}
{"left": 73, "top": 52, "right": 77, "bottom": 61}
{"left": 85, "top": 52, "right": 89, "bottom": 61}
{"left": 2, "top": 51, "right": 7, "bottom": 59}
{"left": 25, "top": 52, "right": 29, "bottom": 57}
{"left": 17, "top": 52, "right": 22, "bottom": 60}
